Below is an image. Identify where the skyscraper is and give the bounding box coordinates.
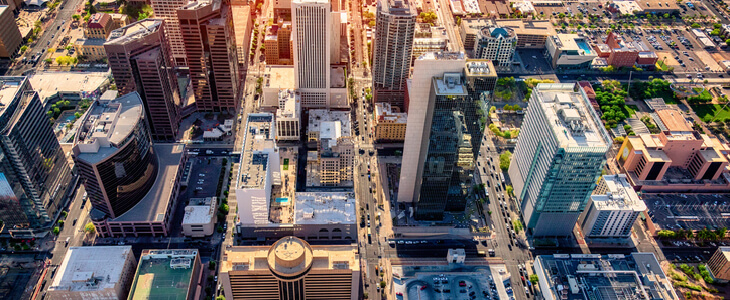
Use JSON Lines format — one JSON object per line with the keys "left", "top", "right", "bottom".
{"left": 0, "top": 77, "right": 73, "bottom": 235}
{"left": 397, "top": 53, "right": 496, "bottom": 220}
{"left": 292, "top": 0, "right": 331, "bottom": 108}
{"left": 372, "top": 0, "right": 415, "bottom": 110}
{"left": 105, "top": 19, "right": 181, "bottom": 141}
{"left": 178, "top": 0, "right": 241, "bottom": 112}
{"left": 150, "top": 0, "right": 188, "bottom": 66}
{"left": 508, "top": 83, "right": 610, "bottom": 236}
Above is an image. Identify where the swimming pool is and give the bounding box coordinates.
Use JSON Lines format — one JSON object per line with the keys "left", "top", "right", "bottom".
{"left": 576, "top": 40, "right": 593, "bottom": 54}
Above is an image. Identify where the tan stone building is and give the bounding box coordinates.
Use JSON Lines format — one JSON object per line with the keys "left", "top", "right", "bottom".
{"left": 374, "top": 102, "right": 407, "bottom": 142}
{"left": 220, "top": 236, "right": 361, "bottom": 300}
{"left": 0, "top": 5, "right": 22, "bottom": 58}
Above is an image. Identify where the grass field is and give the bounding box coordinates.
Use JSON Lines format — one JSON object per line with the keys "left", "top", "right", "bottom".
{"left": 691, "top": 104, "right": 730, "bottom": 122}
{"left": 283, "top": 158, "right": 289, "bottom": 170}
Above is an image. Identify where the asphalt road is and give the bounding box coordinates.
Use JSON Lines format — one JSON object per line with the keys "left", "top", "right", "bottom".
{"left": 476, "top": 132, "right": 532, "bottom": 300}
{"left": 10, "top": 0, "right": 86, "bottom": 76}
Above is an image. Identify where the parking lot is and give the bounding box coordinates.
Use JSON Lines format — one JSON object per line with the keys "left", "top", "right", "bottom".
{"left": 645, "top": 194, "right": 730, "bottom": 231}
{"left": 185, "top": 156, "right": 224, "bottom": 199}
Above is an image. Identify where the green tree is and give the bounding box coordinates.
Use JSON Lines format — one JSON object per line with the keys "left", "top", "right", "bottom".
{"left": 380, "top": 281, "right": 386, "bottom": 288}
{"left": 499, "top": 151, "right": 512, "bottom": 171}
{"left": 216, "top": 296, "right": 226, "bottom": 300}
{"left": 506, "top": 185, "right": 514, "bottom": 197}
{"left": 52, "top": 226, "right": 60, "bottom": 235}
{"left": 691, "top": 23, "right": 701, "bottom": 28}
{"left": 209, "top": 261, "right": 217, "bottom": 270}
{"left": 717, "top": 227, "right": 727, "bottom": 239}
{"left": 85, "top": 222, "right": 96, "bottom": 234}
{"left": 529, "top": 274, "right": 539, "bottom": 284}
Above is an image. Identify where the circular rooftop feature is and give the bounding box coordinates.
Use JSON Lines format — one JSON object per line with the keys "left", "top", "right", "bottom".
{"left": 267, "top": 236, "right": 313, "bottom": 281}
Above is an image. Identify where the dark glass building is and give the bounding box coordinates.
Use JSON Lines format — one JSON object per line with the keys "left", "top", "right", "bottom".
{"left": 72, "top": 91, "right": 157, "bottom": 220}
{"left": 0, "top": 77, "right": 73, "bottom": 235}
{"left": 412, "top": 61, "right": 497, "bottom": 220}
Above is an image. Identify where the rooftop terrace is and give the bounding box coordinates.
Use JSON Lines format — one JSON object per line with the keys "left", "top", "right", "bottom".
{"left": 294, "top": 192, "right": 356, "bottom": 225}
{"left": 129, "top": 249, "right": 198, "bottom": 300}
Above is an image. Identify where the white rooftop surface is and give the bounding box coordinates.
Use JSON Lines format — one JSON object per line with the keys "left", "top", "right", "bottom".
{"left": 592, "top": 175, "right": 646, "bottom": 211}
{"left": 533, "top": 83, "right": 609, "bottom": 149}
{"left": 74, "top": 92, "right": 144, "bottom": 163}
{"left": 112, "top": 144, "right": 185, "bottom": 222}
{"left": 308, "top": 109, "right": 351, "bottom": 137}
{"left": 294, "top": 192, "right": 356, "bottom": 224}
{"left": 433, "top": 73, "right": 467, "bottom": 95}
{"left": 28, "top": 71, "right": 110, "bottom": 101}
{"left": 183, "top": 198, "right": 216, "bottom": 225}
{"left": 0, "top": 77, "right": 24, "bottom": 110}
{"left": 375, "top": 103, "right": 407, "bottom": 124}
{"left": 238, "top": 114, "right": 277, "bottom": 189}
{"left": 263, "top": 66, "right": 295, "bottom": 89}
{"left": 49, "top": 246, "right": 133, "bottom": 293}
{"left": 320, "top": 121, "right": 341, "bottom": 148}
{"left": 277, "top": 89, "right": 300, "bottom": 118}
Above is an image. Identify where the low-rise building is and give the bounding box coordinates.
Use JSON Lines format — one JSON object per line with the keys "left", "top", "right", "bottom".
{"left": 494, "top": 19, "right": 555, "bottom": 49}
{"left": 0, "top": 5, "right": 22, "bottom": 58}
{"left": 616, "top": 108, "right": 730, "bottom": 193}
{"left": 579, "top": 174, "right": 646, "bottom": 240}
{"left": 182, "top": 197, "right": 217, "bottom": 237}
{"left": 306, "top": 109, "right": 353, "bottom": 187}
{"left": 261, "top": 66, "right": 295, "bottom": 108}
{"left": 128, "top": 249, "right": 202, "bottom": 300}
{"left": 708, "top": 247, "right": 730, "bottom": 282}
{"left": 374, "top": 102, "right": 407, "bottom": 142}
{"left": 263, "top": 20, "right": 293, "bottom": 65}
{"left": 637, "top": 0, "right": 680, "bottom": 13}
{"left": 48, "top": 246, "right": 137, "bottom": 300}
{"left": 593, "top": 32, "right": 657, "bottom": 68}
{"left": 219, "top": 236, "right": 360, "bottom": 300}
{"left": 545, "top": 34, "right": 598, "bottom": 69}
{"left": 74, "top": 38, "right": 107, "bottom": 61}
{"left": 86, "top": 13, "right": 120, "bottom": 39}
{"left": 460, "top": 18, "right": 491, "bottom": 51}
{"left": 534, "top": 253, "right": 678, "bottom": 300}
{"left": 275, "top": 89, "right": 301, "bottom": 141}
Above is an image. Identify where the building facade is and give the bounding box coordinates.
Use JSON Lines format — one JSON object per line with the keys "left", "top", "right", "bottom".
{"left": 709, "top": 247, "right": 730, "bottom": 282}
{"left": 545, "top": 34, "right": 598, "bottom": 70}
{"left": 220, "top": 236, "right": 360, "bottom": 300}
{"left": 72, "top": 92, "right": 156, "bottom": 221}
{"left": 508, "top": 83, "right": 610, "bottom": 236}
{"left": 178, "top": 0, "right": 241, "bottom": 112}
{"left": 275, "top": 89, "right": 301, "bottom": 141}
{"left": 0, "top": 5, "right": 22, "bottom": 58}
{"left": 105, "top": 19, "right": 181, "bottom": 141}
{"left": 149, "top": 0, "right": 188, "bottom": 66}
{"left": 86, "top": 13, "right": 120, "bottom": 39}
{"left": 374, "top": 103, "right": 407, "bottom": 142}
{"left": 398, "top": 58, "right": 496, "bottom": 220}
{"left": 182, "top": 197, "right": 216, "bottom": 237}
{"left": 0, "top": 77, "right": 73, "bottom": 236}
{"left": 579, "top": 174, "right": 646, "bottom": 239}
{"left": 473, "top": 27, "right": 516, "bottom": 70}
{"left": 372, "top": 0, "right": 416, "bottom": 109}
{"left": 292, "top": 0, "right": 331, "bottom": 108}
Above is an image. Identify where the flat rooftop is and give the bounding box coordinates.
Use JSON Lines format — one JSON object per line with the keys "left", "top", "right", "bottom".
{"left": 49, "top": 246, "right": 133, "bottom": 294}
{"left": 464, "top": 60, "right": 497, "bottom": 77}
{"left": 0, "top": 77, "right": 25, "bottom": 111}
{"left": 656, "top": 109, "right": 693, "bottom": 132}
{"left": 551, "top": 34, "right": 596, "bottom": 55}
{"left": 591, "top": 175, "right": 645, "bottom": 212}
{"left": 534, "top": 253, "right": 678, "bottom": 300}
{"left": 495, "top": 19, "right": 556, "bottom": 36}
{"left": 111, "top": 143, "right": 185, "bottom": 222}
{"left": 417, "top": 51, "right": 465, "bottom": 61}
{"left": 308, "top": 109, "right": 351, "bottom": 137}
{"left": 375, "top": 103, "right": 407, "bottom": 124}
{"left": 129, "top": 249, "right": 198, "bottom": 300}
{"left": 106, "top": 19, "right": 163, "bottom": 44}
{"left": 276, "top": 89, "right": 300, "bottom": 119}
{"left": 221, "top": 243, "right": 358, "bottom": 274}
{"left": 533, "top": 83, "right": 610, "bottom": 149}
{"left": 183, "top": 197, "right": 216, "bottom": 225}
{"left": 263, "top": 66, "right": 295, "bottom": 89}
{"left": 391, "top": 261, "right": 511, "bottom": 300}
{"left": 74, "top": 92, "right": 144, "bottom": 163}
{"left": 433, "top": 74, "right": 467, "bottom": 95}
{"left": 29, "top": 72, "right": 109, "bottom": 101}
{"left": 294, "top": 192, "right": 356, "bottom": 224}
{"left": 239, "top": 114, "right": 276, "bottom": 189}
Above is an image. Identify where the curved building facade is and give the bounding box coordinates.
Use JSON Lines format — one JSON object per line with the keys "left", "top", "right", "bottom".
{"left": 72, "top": 91, "right": 157, "bottom": 220}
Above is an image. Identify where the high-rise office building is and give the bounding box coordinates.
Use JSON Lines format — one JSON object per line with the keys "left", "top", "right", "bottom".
{"left": 150, "top": 0, "right": 188, "bottom": 66}
{"left": 178, "top": 0, "right": 241, "bottom": 112}
{"left": 473, "top": 27, "right": 517, "bottom": 70}
{"left": 372, "top": 0, "right": 416, "bottom": 109}
{"left": 0, "top": 77, "right": 73, "bottom": 236}
{"left": 220, "top": 236, "right": 361, "bottom": 300}
{"left": 397, "top": 54, "right": 496, "bottom": 220}
{"left": 508, "top": 83, "right": 610, "bottom": 236}
{"left": 292, "top": 0, "right": 331, "bottom": 108}
{"left": 105, "top": 19, "right": 181, "bottom": 141}
{"left": 72, "top": 92, "right": 156, "bottom": 220}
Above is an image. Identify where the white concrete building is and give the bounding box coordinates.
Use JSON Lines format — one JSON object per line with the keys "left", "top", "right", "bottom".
{"left": 508, "top": 83, "right": 610, "bottom": 236}
{"left": 276, "top": 89, "right": 301, "bottom": 141}
{"left": 579, "top": 175, "right": 646, "bottom": 238}
{"left": 473, "top": 27, "right": 517, "bottom": 70}
{"left": 545, "top": 34, "right": 598, "bottom": 69}
{"left": 47, "top": 246, "right": 137, "bottom": 300}
{"left": 398, "top": 52, "right": 466, "bottom": 203}
{"left": 182, "top": 197, "right": 217, "bottom": 237}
